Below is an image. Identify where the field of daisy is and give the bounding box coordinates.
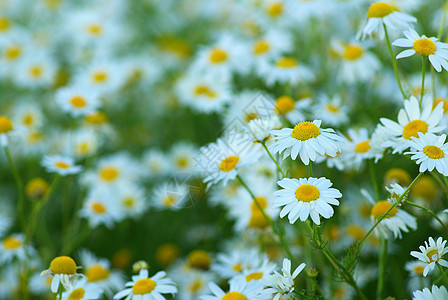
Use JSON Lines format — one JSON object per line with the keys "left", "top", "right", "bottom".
{"left": 2, "top": 0, "right": 448, "bottom": 299}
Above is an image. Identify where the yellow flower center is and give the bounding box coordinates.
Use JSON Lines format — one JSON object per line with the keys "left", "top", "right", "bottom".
{"left": 414, "top": 266, "right": 425, "bottom": 275}
{"left": 26, "top": 178, "right": 49, "bottom": 198}
{"left": 188, "top": 279, "right": 203, "bottom": 293}
{"left": 355, "top": 141, "right": 371, "bottom": 153}
{"left": 267, "top": 2, "right": 283, "bottom": 17}
{"left": 346, "top": 225, "right": 365, "bottom": 241}
{"left": 385, "top": 168, "right": 411, "bottom": 186}
{"left": 0, "top": 17, "right": 10, "bottom": 31}
{"left": 402, "top": 120, "right": 428, "bottom": 140}
{"left": 69, "top": 288, "right": 85, "bottom": 300}
{"left": 291, "top": 121, "right": 321, "bottom": 141}
{"left": 0, "top": 116, "right": 13, "bottom": 133}
{"left": 295, "top": 184, "right": 320, "bottom": 202}
{"left": 93, "top": 71, "right": 108, "bottom": 83}
{"left": 249, "top": 197, "right": 269, "bottom": 229}
{"left": 156, "top": 243, "right": 180, "bottom": 267}
{"left": 86, "top": 112, "right": 107, "bottom": 124}
{"left": 253, "top": 40, "right": 270, "bottom": 55}
{"left": 91, "top": 202, "right": 106, "bottom": 214}
{"left": 133, "top": 278, "right": 157, "bottom": 295}
{"left": 77, "top": 142, "right": 91, "bottom": 155}
{"left": 411, "top": 176, "right": 437, "bottom": 200}
{"left": 194, "top": 85, "right": 216, "bottom": 98}
{"left": 209, "top": 48, "right": 228, "bottom": 64}
{"left": 50, "top": 256, "right": 77, "bottom": 275}
{"left": 176, "top": 157, "right": 189, "bottom": 168}
{"left": 2, "top": 236, "right": 21, "bottom": 249}
{"left": 219, "top": 156, "right": 239, "bottom": 172}
{"left": 275, "top": 96, "right": 295, "bottom": 115}
{"left": 99, "top": 167, "right": 119, "bottom": 181}
{"left": 434, "top": 98, "right": 448, "bottom": 114}
{"left": 55, "top": 161, "right": 70, "bottom": 169}
{"left": 245, "top": 112, "right": 258, "bottom": 122}
{"left": 86, "top": 264, "right": 110, "bottom": 282}
{"left": 123, "top": 197, "right": 135, "bottom": 208}
{"left": 326, "top": 104, "right": 340, "bottom": 113}
{"left": 245, "top": 272, "right": 263, "bottom": 281}
{"left": 343, "top": 45, "right": 363, "bottom": 60}
{"left": 4, "top": 46, "right": 21, "bottom": 60}
{"left": 423, "top": 145, "right": 445, "bottom": 159}
{"left": 233, "top": 263, "right": 243, "bottom": 272}
{"left": 427, "top": 249, "right": 440, "bottom": 262}
{"left": 87, "top": 24, "right": 102, "bottom": 35}
{"left": 187, "top": 250, "right": 211, "bottom": 270}
{"left": 163, "top": 196, "right": 175, "bottom": 207}
{"left": 371, "top": 201, "right": 398, "bottom": 219}
{"left": 23, "top": 114, "right": 34, "bottom": 126}
{"left": 70, "top": 96, "right": 87, "bottom": 108}
{"left": 413, "top": 38, "right": 437, "bottom": 56}
{"left": 367, "top": 2, "right": 394, "bottom": 18}
{"left": 276, "top": 57, "right": 298, "bottom": 68}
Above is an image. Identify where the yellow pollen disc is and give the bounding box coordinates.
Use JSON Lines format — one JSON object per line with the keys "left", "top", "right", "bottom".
{"left": 87, "top": 24, "right": 102, "bottom": 35}
{"left": 123, "top": 197, "right": 135, "bottom": 208}
{"left": 434, "top": 98, "right": 448, "bottom": 114}
{"left": 219, "top": 156, "right": 239, "bottom": 172}
{"left": 156, "top": 243, "right": 180, "bottom": 267}
{"left": 133, "top": 278, "right": 156, "bottom": 295}
{"left": 70, "top": 96, "right": 87, "bottom": 108}
{"left": 245, "top": 112, "right": 258, "bottom": 122}
{"left": 411, "top": 176, "right": 437, "bottom": 200}
{"left": 91, "top": 202, "right": 106, "bottom": 214}
{"left": 55, "top": 161, "right": 70, "bottom": 169}
{"left": 346, "top": 225, "right": 365, "bottom": 241}
{"left": 253, "top": 40, "right": 270, "bottom": 55}
{"left": 291, "top": 121, "right": 321, "bottom": 141}
{"left": 0, "top": 116, "right": 13, "bottom": 133}
{"left": 163, "top": 196, "right": 175, "bottom": 207}
{"left": 23, "top": 114, "right": 34, "bottom": 126}
{"left": 367, "top": 2, "right": 394, "bottom": 18}
{"left": 413, "top": 38, "right": 437, "bottom": 56}
{"left": 276, "top": 57, "right": 298, "bottom": 68}
{"left": 326, "top": 104, "right": 340, "bottom": 113}
{"left": 2, "top": 236, "right": 21, "bottom": 249}
{"left": 176, "top": 157, "right": 189, "bottom": 168}
{"left": 93, "top": 71, "right": 108, "bottom": 83}
{"left": 26, "top": 178, "right": 49, "bottom": 198}
{"left": 343, "top": 45, "right": 363, "bottom": 60}
{"left": 78, "top": 142, "right": 90, "bottom": 155}
{"left": 69, "top": 288, "right": 85, "bottom": 300}
{"left": 209, "top": 48, "right": 228, "bottom": 64}
{"left": 233, "top": 263, "right": 243, "bottom": 272}
{"left": 50, "top": 256, "right": 77, "bottom": 275}
{"left": 355, "top": 141, "right": 371, "bottom": 153}
{"left": 30, "top": 66, "right": 42, "bottom": 78}
{"left": 295, "top": 184, "right": 320, "bottom": 202}
{"left": 86, "top": 112, "right": 107, "bottom": 124}
{"left": 0, "top": 17, "right": 10, "bottom": 31}
{"left": 402, "top": 120, "right": 428, "bottom": 140}
{"left": 187, "top": 250, "right": 211, "bottom": 270}
{"left": 371, "top": 200, "right": 398, "bottom": 219}
{"left": 4, "top": 46, "right": 21, "bottom": 60}
{"left": 194, "top": 85, "right": 210, "bottom": 96}
{"left": 188, "top": 279, "right": 203, "bottom": 293}
{"left": 423, "top": 145, "right": 445, "bottom": 159}
{"left": 385, "top": 168, "right": 411, "bottom": 186}
{"left": 27, "top": 132, "right": 43, "bottom": 143}
{"left": 248, "top": 211, "right": 269, "bottom": 229}
{"left": 427, "top": 249, "right": 439, "bottom": 262}
{"left": 275, "top": 96, "right": 295, "bottom": 115}
{"left": 222, "top": 291, "right": 247, "bottom": 300}
{"left": 86, "top": 264, "right": 110, "bottom": 282}
{"left": 251, "top": 196, "right": 267, "bottom": 211}
{"left": 99, "top": 167, "right": 119, "bottom": 181}
{"left": 414, "top": 266, "right": 425, "bottom": 275}
{"left": 246, "top": 272, "right": 263, "bottom": 281}
{"left": 267, "top": 2, "right": 283, "bottom": 17}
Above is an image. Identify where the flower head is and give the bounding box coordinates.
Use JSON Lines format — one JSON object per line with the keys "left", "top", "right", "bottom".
{"left": 410, "top": 237, "right": 448, "bottom": 276}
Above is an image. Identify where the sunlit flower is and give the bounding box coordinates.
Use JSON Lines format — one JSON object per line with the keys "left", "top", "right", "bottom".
{"left": 405, "top": 133, "right": 448, "bottom": 176}
{"left": 61, "top": 278, "right": 103, "bottom": 300}
{"left": 410, "top": 237, "right": 448, "bottom": 277}
{"left": 412, "top": 285, "right": 448, "bottom": 300}
{"left": 55, "top": 86, "right": 100, "bottom": 117}
{"left": 40, "top": 256, "right": 83, "bottom": 293}
{"left": 200, "top": 277, "right": 262, "bottom": 300}
{"left": 41, "top": 155, "right": 82, "bottom": 176}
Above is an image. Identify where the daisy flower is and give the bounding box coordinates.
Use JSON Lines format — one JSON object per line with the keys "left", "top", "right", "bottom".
{"left": 385, "top": 183, "right": 408, "bottom": 206}
{"left": 200, "top": 277, "right": 262, "bottom": 300}
{"left": 61, "top": 278, "right": 103, "bottom": 300}
{"left": 55, "top": 85, "right": 100, "bottom": 117}
{"left": 405, "top": 133, "right": 448, "bottom": 176}
{"left": 113, "top": 269, "right": 177, "bottom": 300}
{"left": 246, "top": 116, "right": 281, "bottom": 143}
{"left": 405, "top": 261, "right": 429, "bottom": 292}
{"left": 12, "top": 102, "right": 44, "bottom": 130}
{"left": 41, "top": 155, "right": 82, "bottom": 176}
{"left": 0, "top": 233, "right": 32, "bottom": 263}
{"left": 274, "top": 177, "right": 341, "bottom": 225}
{"left": 211, "top": 248, "right": 265, "bottom": 279}
{"left": 360, "top": 1, "right": 416, "bottom": 40}
{"left": 0, "top": 115, "right": 15, "bottom": 147}
{"left": 268, "top": 120, "right": 343, "bottom": 165}
{"left": 343, "top": 128, "right": 383, "bottom": 169}
{"left": 79, "top": 188, "right": 123, "bottom": 228}
{"left": 410, "top": 237, "right": 448, "bottom": 277}
{"left": 257, "top": 56, "right": 314, "bottom": 86}
{"left": 15, "top": 52, "right": 56, "bottom": 88}
{"left": 380, "top": 96, "right": 444, "bottom": 153}
{"left": 413, "top": 285, "right": 448, "bottom": 300}
{"left": 393, "top": 28, "right": 448, "bottom": 72}
{"left": 75, "top": 60, "right": 124, "bottom": 94}
{"left": 250, "top": 29, "right": 293, "bottom": 64}
{"left": 40, "top": 256, "right": 84, "bottom": 293}
{"left": 261, "top": 258, "right": 306, "bottom": 300}
{"left": 272, "top": 95, "right": 311, "bottom": 124}
{"left": 311, "top": 94, "right": 349, "bottom": 127}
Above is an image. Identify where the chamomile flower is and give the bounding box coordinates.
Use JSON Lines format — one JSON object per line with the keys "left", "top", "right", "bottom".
{"left": 359, "top": 1, "right": 416, "bottom": 40}
{"left": 169, "top": 143, "right": 198, "bottom": 173}
{"left": 257, "top": 56, "right": 314, "bottom": 86}
{"left": 268, "top": 120, "right": 343, "bottom": 165}
{"left": 200, "top": 277, "right": 262, "bottom": 300}
{"left": 380, "top": 96, "right": 444, "bottom": 153}
{"left": 115, "top": 183, "right": 147, "bottom": 218}
{"left": 40, "top": 256, "right": 84, "bottom": 293}
{"left": 250, "top": 29, "right": 293, "bottom": 64}
{"left": 261, "top": 258, "right": 306, "bottom": 300}
{"left": 71, "top": 129, "right": 100, "bottom": 158}
{"left": 405, "top": 133, "right": 448, "bottom": 176}
{"left": 75, "top": 60, "right": 123, "bottom": 94}
{"left": 152, "top": 182, "right": 189, "bottom": 211}
{"left": 393, "top": 28, "right": 448, "bottom": 72}
{"left": 212, "top": 248, "right": 265, "bottom": 279}
{"left": 0, "top": 233, "right": 30, "bottom": 263}
{"left": 410, "top": 237, "right": 448, "bottom": 277}
{"left": 385, "top": 183, "right": 408, "bottom": 205}
{"left": 272, "top": 95, "right": 310, "bottom": 124}
{"left": 274, "top": 177, "right": 341, "bottom": 225}
{"left": 142, "top": 149, "right": 169, "bottom": 177}
{"left": 343, "top": 128, "right": 383, "bottom": 169}
{"left": 311, "top": 95, "right": 349, "bottom": 127}
{"left": 405, "top": 261, "right": 429, "bottom": 292}
{"left": 61, "top": 278, "right": 103, "bottom": 300}
{"left": 413, "top": 285, "right": 448, "bottom": 300}
{"left": 246, "top": 116, "right": 281, "bottom": 143}
{"left": 113, "top": 269, "right": 177, "bottom": 300}
{"left": 12, "top": 102, "right": 44, "bottom": 130}
{"left": 41, "top": 155, "right": 82, "bottom": 176}
{"left": 0, "top": 115, "right": 16, "bottom": 146}
{"left": 55, "top": 86, "right": 100, "bottom": 117}
{"left": 15, "top": 52, "right": 56, "bottom": 88}
{"left": 79, "top": 188, "right": 123, "bottom": 228}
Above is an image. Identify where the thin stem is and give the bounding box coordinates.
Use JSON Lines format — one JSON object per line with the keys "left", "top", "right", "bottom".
{"left": 438, "top": 1, "right": 448, "bottom": 40}
{"left": 261, "top": 142, "right": 286, "bottom": 177}
{"left": 384, "top": 24, "right": 406, "bottom": 99}
{"left": 420, "top": 56, "right": 426, "bottom": 107}
{"left": 4, "top": 146, "right": 25, "bottom": 230}
{"left": 369, "top": 159, "right": 380, "bottom": 202}
{"left": 376, "top": 237, "right": 387, "bottom": 300}
{"left": 359, "top": 172, "right": 424, "bottom": 247}
{"left": 308, "top": 163, "right": 313, "bottom": 177}
{"left": 437, "top": 262, "right": 448, "bottom": 285}
{"left": 406, "top": 200, "right": 448, "bottom": 232}
{"left": 431, "top": 68, "right": 436, "bottom": 101}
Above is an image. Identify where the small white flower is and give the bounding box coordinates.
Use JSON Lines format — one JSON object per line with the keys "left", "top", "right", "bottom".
{"left": 413, "top": 285, "right": 448, "bottom": 300}
{"left": 405, "top": 133, "right": 448, "bottom": 176}
{"left": 410, "top": 237, "right": 448, "bottom": 277}
{"left": 41, "top": 155, "right": 82, "bottom": 176}
{"left": 61, "top": 278, "right": 103, "bottom": 300}
{"left": 40, "top": 256, "right": 84, "bottom": 293}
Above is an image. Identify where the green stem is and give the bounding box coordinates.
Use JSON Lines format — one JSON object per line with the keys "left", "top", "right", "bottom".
{"left": 61, "top": 222, "right": 91, "bottom": 255}
{"left": 437, "top": 262, "right": 448, "bottom": 285}
{"left": 359, "top": 172, "right": 424, "bottom": 247}
{"left": 4, "top": 145, "right": 25, "bottom": 230}
{"left": 376, "top": 237, "right": 388, "bottom": 300}
{"left": 308, "top": 163, "right": 313, "bottom": 177}
{"left": 261, "top": 142, "right": 286, "bottom": 177}
{"left": 435, "top": 267, "right": 448, "bottom": 285}
{"left": 384, "top": 24, "right": 406, "bottom": 99}
{"left": 420, "top": 56, "right": 426, "bottom": 107}
{"left": 406, "top": 200, "right": 448, "bottom": 232}
{"left": 369, "top": 159, "right": 380, "bottom": 202}
{"left": 236, "top": 174, "right": 296, "bottom": 262}
{"left": 431, "top": 68, "right": 436, "bottom": 101}
{"left": 438, "top": 1, "right": 448, "bottom": 40}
